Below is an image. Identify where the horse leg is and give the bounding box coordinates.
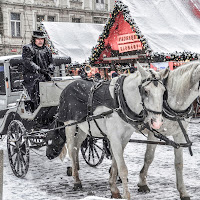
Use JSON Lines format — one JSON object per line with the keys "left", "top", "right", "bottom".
{"left": 138, "top": 133, "right": 157, "bottom": 193}
{"left": 75, "top": 128, "right": 87, "bottom": 171}
{"left": 65, "top": 124, "right": 82, "bottom": 190}
{"left": 66, "top": 128, "right": 86, "bottom": 176}
{"left": 109, "top": 157, "right": 121, "bottom": 199}
{"left": 109, "top": 137, "right": 130, "bottom": 200}
{"left": 173, "top": 134, "right": 190, "bottom": 200}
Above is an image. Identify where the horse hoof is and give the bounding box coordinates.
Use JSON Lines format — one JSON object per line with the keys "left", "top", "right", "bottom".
{"left": 73, "top": 183, "right": 82, "bottom": 191}
{"left": 138, "top": 185, "right": 150, "bottom": 193}
{"left": 111, "top": 193, "right": 122, "bottom": 199}
{"left": 181, "top": 197, "right": 190, "bottom": 200}
{"left": 67, "top": 167, "right": 72, "bottom": 176}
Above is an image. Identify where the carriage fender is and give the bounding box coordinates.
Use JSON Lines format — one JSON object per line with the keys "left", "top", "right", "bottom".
{"left": 0, "top": 112, "right": 22, "bottom": 135}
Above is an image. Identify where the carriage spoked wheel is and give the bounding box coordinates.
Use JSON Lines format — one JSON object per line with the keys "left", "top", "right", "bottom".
{"left": 81, "top": 136, "right": 105, "bottom": 167}
{"left": 7, "top": 120, "right": 30, "bottom": 178}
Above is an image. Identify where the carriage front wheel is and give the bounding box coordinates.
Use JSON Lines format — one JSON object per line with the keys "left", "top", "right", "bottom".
{"left": 7, "top": 120, "right": 30, "bottom": 178}
{"left": 81, "top": 136, "right": 105, "bottom": 167}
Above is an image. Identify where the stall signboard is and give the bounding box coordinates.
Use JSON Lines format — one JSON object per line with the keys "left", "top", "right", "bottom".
{"left": 117, "top": 33, "right": 142, "bottom": 53}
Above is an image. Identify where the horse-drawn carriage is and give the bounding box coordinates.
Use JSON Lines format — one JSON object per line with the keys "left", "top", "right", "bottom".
{"left": 1, "top": 54, "right": 199, "bottom": 199}
{"left": 0, "top": 55, "right": 80, "bottom": 177}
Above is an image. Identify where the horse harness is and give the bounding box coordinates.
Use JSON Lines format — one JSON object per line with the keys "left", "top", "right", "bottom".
{"left": 86, "top": 75, "right": 165, "bottom": 137}
{"left": 160, "top": 77, "right": 194, "bottom": 155}
{"left": 86, "top": 74, "right": 193, "bottom": 156}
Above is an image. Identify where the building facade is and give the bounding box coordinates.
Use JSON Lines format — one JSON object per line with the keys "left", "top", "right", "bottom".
{"left": 0, "top": 0, "right": 115, "bottom": 56}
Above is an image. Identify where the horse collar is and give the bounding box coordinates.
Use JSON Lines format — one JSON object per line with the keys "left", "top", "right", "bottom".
{"left": 162, "top": 100, "right": 193, "bottom": 120}
{"left": 114, "top": 75, "right": 146, "bottom": 124}
{"left": 162, "top": 77, "right": 193, "bottom": 120}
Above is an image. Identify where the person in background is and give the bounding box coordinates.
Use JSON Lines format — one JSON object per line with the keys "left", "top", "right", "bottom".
{"left": 112, "top": 72, "right": 118, "bottom": 78}
{"left": 22, "top": 30, "right": 55, "bottom": 111}
{"left": 129, "top": 66, "right": 135, "bottom": 73}
{"left": 78, "top": 67, "right": 88, "bottom": 79}
{"left": 94, "top": 72, "right": 101, "bottom": 81}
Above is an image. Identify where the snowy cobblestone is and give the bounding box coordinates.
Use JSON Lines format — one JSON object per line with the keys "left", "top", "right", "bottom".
{"left": 2, "top": 119, "right": 200, "bottom": 200}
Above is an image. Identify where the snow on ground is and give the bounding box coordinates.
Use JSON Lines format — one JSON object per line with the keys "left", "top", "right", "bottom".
{"left": 1, "top": 118, "right": 200, "bottom": 200}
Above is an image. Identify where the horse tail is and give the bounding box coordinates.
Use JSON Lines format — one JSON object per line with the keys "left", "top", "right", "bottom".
{"left": 59, "top": 144, "right": 67, "bottom": 161}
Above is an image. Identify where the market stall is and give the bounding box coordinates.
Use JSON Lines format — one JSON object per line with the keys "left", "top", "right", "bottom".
{"left": 89, "top": 0, "right": 200, "bottom": 70}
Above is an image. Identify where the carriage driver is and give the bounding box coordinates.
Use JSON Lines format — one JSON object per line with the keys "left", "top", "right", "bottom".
{"left": 22, "top": 30, "right": 55, "bottom": 111}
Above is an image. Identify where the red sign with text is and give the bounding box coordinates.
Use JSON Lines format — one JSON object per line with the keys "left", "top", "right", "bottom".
{"left": 117, "top": 33, "right": 142, "bottom": 53}
{"left": 117, "top": 33, "right": 139, "bottom": 44}
{"left": 118, "top": 42, "right": 142, "bottom": 53}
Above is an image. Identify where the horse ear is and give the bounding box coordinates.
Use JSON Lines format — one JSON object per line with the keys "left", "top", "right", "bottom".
{"left": 159, "top": 67, "right": 170, "bottom": 80}
{"left": 137, "top": 62, "right": 148, "bottom": 79}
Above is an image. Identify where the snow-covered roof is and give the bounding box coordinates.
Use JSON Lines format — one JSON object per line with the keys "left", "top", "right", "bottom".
{"left": 120, "top": 0, "right": 200, "bottom": 54}
{"left": 41, "top": 22, "right": 104, "bottom": 64}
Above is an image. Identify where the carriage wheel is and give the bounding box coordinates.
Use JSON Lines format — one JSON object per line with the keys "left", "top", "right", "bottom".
{"left": 7, "top": 120, "right": 30, "bottom": 178}
{"left": 81, "top": 136, "right": 105, "bottom": 167}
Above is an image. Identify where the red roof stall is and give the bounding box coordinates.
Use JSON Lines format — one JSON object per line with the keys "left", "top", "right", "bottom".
{"left": 89, "top": 0, "right": 199, "bottom": 70}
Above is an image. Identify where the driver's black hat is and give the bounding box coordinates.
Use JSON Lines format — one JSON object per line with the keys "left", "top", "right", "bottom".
{"left": 32, "top": 30, "right": 46, "bottom": 38}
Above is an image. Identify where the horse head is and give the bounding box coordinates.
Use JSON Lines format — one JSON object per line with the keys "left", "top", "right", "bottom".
{"left": 137, "top": 64, "right": 169, "bottom": 129}
{"left": 45, "top": 123, "right": 66, "bottom": 160}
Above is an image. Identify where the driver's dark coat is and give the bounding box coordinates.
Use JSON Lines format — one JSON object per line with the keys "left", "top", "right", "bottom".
{"left": 22, "top": 43, "right": 53, "bottom": 82}
{"left": 22, "top": 43, "right": 53, "bottom": 105}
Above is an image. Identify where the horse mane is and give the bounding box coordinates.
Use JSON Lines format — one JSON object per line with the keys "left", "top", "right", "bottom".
{"left": 167, "top": 61, "right": 200, "bottom": 93}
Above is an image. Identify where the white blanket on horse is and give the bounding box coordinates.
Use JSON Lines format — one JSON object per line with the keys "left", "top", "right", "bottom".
{"left": 57, "top": 79, "right": 114, "bottom": 122}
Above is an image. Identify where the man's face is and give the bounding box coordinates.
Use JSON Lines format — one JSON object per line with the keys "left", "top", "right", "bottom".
{"left": 35, "top": 38, "right": 45, "bottom": 47}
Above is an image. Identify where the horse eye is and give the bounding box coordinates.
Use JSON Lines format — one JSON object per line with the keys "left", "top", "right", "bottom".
{"left": 48, "top": 140, "right": 52, "bottom": 145}
{"left": 144, "top": 89, "right": 149, "bottom": 97}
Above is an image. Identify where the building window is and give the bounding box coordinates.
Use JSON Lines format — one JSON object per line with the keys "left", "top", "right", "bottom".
{"left": 96, "top": 0, "right": 105, "bottom": 10}
{"left": 36, "top": 15, "right": 45, "bottom": 29}
{"left": 11, "top": 13, "right": 21, "bottom": 37}
{"left": 48, "top": 16, "right": 55, "bottom": 22}
{"left": 72, "top": 18, "right": 81, "bottom": 23}
{"left": 96, "top": 0, "right": 104, "bottom": 3}
{"left": 94, "top": 17, "right": 103, "bottom": 24}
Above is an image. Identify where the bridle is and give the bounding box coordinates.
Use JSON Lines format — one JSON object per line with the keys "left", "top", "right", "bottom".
{"left": 138, "top": 77, "right": 166, "bottom": 115}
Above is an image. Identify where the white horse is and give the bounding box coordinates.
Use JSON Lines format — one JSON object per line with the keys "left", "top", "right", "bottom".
{"left": 138, "top": 61, "right": 200, "bottom": 200}
{"left": 46, "top": 65, "right": 169, "bottom": 200}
